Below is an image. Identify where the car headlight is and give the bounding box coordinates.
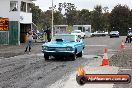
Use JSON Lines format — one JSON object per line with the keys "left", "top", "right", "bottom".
{"left": 42, "top": 46, "right": 48, "bottom": 50}
{"left": 66, "top": 47, "right": 73, "bottom": 51}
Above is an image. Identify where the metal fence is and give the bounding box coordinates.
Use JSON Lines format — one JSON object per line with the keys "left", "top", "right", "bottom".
{"left": 0, "top": 31, "right": 9, "bottom": 45}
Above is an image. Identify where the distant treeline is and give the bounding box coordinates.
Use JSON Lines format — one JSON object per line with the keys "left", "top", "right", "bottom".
{"left": 31, "top": 4, "right": 132, "bottom": 35}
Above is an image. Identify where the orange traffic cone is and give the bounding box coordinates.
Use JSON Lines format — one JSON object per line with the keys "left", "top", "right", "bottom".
{"left": 77, "top": 66, "right": 86, "bottom": 76}
{"left": 100, "top": 48, "right": 109, "bottom": 66}
{"left": 120, "top": 40, "right": 125, "bottom": 49}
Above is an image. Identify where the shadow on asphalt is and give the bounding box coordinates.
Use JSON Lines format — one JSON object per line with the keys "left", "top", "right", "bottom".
{"left": 44, "top": 57, "right": 82, "bottom": 62}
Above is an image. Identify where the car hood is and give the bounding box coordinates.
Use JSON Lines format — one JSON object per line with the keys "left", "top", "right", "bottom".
{"left": 110, "top": 32, "right": 118, "bottom": 34}
{"left": 71, "top": 33, "right": 81, "bottom": 35}
{"left": 43, "top": 41, "right": 75, "bottom": 47}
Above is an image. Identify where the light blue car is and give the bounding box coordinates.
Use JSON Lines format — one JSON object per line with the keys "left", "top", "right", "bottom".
{"left": 42, "top": 34, "right": 85, "bottom": 61}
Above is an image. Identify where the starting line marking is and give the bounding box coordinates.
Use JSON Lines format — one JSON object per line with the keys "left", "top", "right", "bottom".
{"left": 120, "top": 69, "right": 132, "bottom": 71}
{"left": 86, "top": 45, "right": 107, "bottom": 47}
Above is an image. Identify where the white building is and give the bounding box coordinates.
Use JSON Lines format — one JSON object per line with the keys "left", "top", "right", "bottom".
{"left": 73, "top": 25, "right": 92, "bottom": 37}
{"left": 54, "top": 25, "right": 92, "bottom": 37}
{"left": 0, "top": 0, "right": 35, "bottom": 45}
{"left": 54, "top": 25, "right": 69, "bottom": 34}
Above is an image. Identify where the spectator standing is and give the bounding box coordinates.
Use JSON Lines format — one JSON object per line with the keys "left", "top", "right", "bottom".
{"left": 44, "top": 28, "right": 51, "bottom": 42}
{"left": 25, "top": 30, "right": 33, "bottom": 53}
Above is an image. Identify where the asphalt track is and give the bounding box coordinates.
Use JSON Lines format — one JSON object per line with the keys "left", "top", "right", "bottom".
{"left": 0, "top": 36, "right": 125, "bottom": 88}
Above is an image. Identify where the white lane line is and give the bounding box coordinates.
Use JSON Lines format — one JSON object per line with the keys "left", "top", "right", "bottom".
{"left": 120, "top": 69, "right": 132, "bottom": 71}
{"left": 86, "top": 45, "right": 107, "bottom": 47}
{"left": 83, "top": 55, "right": 101, "bottom": 59}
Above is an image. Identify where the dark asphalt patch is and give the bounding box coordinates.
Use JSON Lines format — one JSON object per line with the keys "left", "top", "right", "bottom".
{"left": 109, "top": 49, "right": 132, "bottom": 68}
{"left": 93, "top": 56, "right": 98, "bottom": 58}
{"left": 37, "top": 76, "right": 43, "bottom": 80}
{"left": 109, "top": 49, "right": 132, "bottom": 88}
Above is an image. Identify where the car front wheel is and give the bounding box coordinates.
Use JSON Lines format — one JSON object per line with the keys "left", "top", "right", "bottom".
{"left": 44, "top": 54, "right": 49, "bottom": 60}
{"left": 77, "top": 51, "right": 83, "bottom": 57}
{"left": 70, "top": 54, "right": 76, "bottom": 61}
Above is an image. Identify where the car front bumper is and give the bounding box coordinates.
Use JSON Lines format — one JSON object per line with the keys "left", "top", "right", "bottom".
{"left": 42, "top": 50, "right": 75, "bottom": 56}
{"left": 110, "top": 34, "right": 119, "bottom": 37}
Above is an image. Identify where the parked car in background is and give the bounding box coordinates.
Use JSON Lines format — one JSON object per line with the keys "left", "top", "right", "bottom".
{"left": 125, "top": 31, "right": 132, "bottom": 43}
{"left": 109, "top": 31, "right": 119, "bottom": 38}
{"left": 91, "top": 31, "right": 108, "bottom": 36}
{"left": 42, "top": 34, "right": 85, "bottom": 61}
{"left": 71, "top": 30, "right": 85, "bottom": 39}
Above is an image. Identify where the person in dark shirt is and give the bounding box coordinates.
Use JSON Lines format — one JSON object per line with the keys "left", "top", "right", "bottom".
{"left": 44, "top": 28, "right": 51, "bottom": 42}
{"left": 125, "top": 30, "right": 132, "bottom": 43}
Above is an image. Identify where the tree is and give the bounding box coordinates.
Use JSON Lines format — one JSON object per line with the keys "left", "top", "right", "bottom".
{"left": 58, "top": 2, "right": 77, "bottom": 25}
{"left": 66, "top": 10, "right": 78, "bottom": 25}
{"left": 91, "top": 5, "right": 104, "bottom": 32}
{"left": 31, "top": 4, "right": 43, "bottom": 30}
{"left": 102, "top": 12, "right": 110, "bottom": 32}
{"left": 43, "top": 10, "right": 52, "bottom": 29}
{"left": 110, "top": 4, "right": 131, "bottom": 35}
{"left": 78, "top": 9, "right": 91, "bottom": 25}
{"left": 54, "top": 11, "right": 63, "bottom": 25}
{"left": 129, "top": 10, "right": 132, "bottom": 29}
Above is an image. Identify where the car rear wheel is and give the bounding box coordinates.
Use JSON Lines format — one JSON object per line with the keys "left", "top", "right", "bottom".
{"left": 44, "top": 54, "right": 49, "bottom": 60}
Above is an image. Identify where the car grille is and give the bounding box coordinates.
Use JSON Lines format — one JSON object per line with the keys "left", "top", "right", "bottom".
{"left": 112, "top": 34, "right": 116, "bottom": 35}
{"left": 48, "top": 47, "right": 56, "bottom": 51}
{"left": 48, "top": 47, "right": 66, "bottom": 51}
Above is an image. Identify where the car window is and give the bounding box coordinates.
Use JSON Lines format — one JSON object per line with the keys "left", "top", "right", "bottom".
{"left": 76, "top": 35, "right": 81, "bottom": 42}
{"left": 110, "top": 31, "right": 118, "bottom": 33}
{"left": 53, "top": 35, "right": 75, "bottom": 42}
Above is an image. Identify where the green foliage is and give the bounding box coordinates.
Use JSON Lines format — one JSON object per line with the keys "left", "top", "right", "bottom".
{"left": 110, "top": 4, "right": 131, "bottom": 35}
{"left": 31, "top": 3, "right": 132, "bottom": 35}
{"left": 130, "top": 10, "right": 132, "bottom": 28}
{"left": 31, "top": 4, "right": 43, "bottom": 30}
{"left": 54, "top": 11, "right": 63, "bottom": 25}
{"left": 78, "top": 9, "right": 91, "bottom": 25}
{"left": 66, "top": 10, "right": 78, "bottom": 25}
{"left": 91, "top": 5, "right": 105, "bottom": 32}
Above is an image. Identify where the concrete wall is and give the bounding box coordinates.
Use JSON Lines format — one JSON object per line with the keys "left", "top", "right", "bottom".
{"left": 73, "top": 25, "right": 91, "bottom": 32}
{"left": 20, "top": 12, "right": 32, "bottom": 23}
{"left": 0, "top": 0, "right": 32, "bottom": 23}
{"left": 0, "top": 0, "right": 20, "bottom": 21}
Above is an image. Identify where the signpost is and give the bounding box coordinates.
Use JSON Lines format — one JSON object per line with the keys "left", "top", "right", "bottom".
{"left": 0, "top": 18, "right": 9, "bottom": 31}
{"left": 51, "top": 0, "right": 54, "bottom": 39}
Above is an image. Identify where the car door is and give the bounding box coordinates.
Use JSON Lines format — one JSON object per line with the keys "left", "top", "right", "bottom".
{"left": 75, "top": 35, "right": 84, "bottom": 53}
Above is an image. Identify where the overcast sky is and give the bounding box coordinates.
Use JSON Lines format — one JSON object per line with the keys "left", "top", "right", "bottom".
{"left": 34, "top": 0, "right": 132, "bottom": 12}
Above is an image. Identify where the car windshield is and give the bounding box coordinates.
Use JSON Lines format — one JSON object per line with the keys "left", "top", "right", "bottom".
{"left": 111, "top": 31, "right": 118, "bottom": 33}
{"left": 53, "top": 35, "right": 75, "bottom": 42}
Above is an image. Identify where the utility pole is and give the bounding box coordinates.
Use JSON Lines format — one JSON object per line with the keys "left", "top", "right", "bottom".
{"left": 51, "top": 0, "right": 54, "bottom": 39}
